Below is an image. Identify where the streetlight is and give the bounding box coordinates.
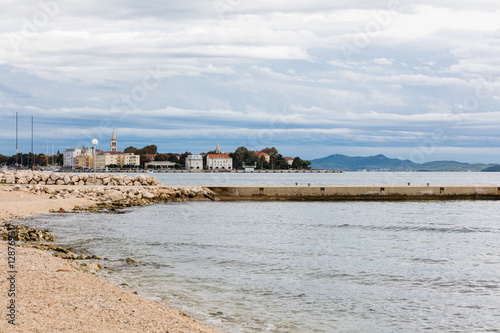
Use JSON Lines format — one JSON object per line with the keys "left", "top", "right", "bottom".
{"left": 92, "top": 139, "right": 98, "bottom": 185}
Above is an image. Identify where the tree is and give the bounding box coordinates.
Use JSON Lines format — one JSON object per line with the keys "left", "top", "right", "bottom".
{"left": 179, "top": 152, "right": 191, "bottom": 167}
{"left": 292, "top": 157, "right": 302, "bottom": 169}
{"left": 124, "top": 146, "right": 138, "bottom": 154}
{"left": 262, "top": 147, "right": 279, "bottom": 159}
{"left": 155, "top": 154, "right": 166, "bottom": 161}
{"left": 138, "top": 145, "right": 157, "bottom": 155}
{"left": 292, "top": 157, "right": 312, "bottom": 170}
{"left": 168, "top": 155, "right": 179, "bottom": 163}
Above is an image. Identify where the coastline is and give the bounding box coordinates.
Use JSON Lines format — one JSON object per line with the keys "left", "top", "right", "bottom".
{"left": 0, "top": 181, "right": 221, "bottom": 332}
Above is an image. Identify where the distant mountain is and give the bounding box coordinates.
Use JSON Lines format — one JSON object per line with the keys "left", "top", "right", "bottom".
{"left": 481, "top": 165, "right": 500, "bottom": 172}
{"left": 310, "top": 154, "right": 496, "bottom": 171}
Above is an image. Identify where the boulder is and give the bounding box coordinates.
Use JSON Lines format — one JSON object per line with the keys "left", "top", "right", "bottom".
{"left": 41, "top": 172, "right": 50, "bottom": 182}
{"left": 4, "top": 174, "right": 15, "bottom": 184}
{"left": 50, "top": 173, "right": 59, "bottom": 181}
{"left": 17, "top": 177, "right": 27, "bottom": 184}
{"left": 105, "top": 190, "right": 126, "bottom": 201}
{"left": 142, "top": 191, "right": 155, "bottom": 199}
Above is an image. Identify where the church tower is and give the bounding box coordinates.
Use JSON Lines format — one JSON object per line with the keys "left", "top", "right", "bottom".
{"left": 110, "top": 130, "right": 117, "bottom": 152}
{"left": 215, "top": 141, "right": 220, "bottom": 154}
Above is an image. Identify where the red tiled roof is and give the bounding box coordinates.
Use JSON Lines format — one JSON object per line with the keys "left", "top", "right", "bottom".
{"left": 207, "top": 154, "right": 232, "bottom": 159}
{"left": 284, "top": 157, "right": 294, "bottom": 160}
{"left": 99, "top": 151, "right": 125, "bottom": 155}
{"left": 254, "top": 151, "right": 269, "bottom": 156}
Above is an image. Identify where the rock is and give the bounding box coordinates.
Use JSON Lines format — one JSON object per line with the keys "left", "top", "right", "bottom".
{"left": 87, "top": 264, "right": 101, "bottom": 271}
{"left": 56, "top": 180, "right": 65, "bottom": 185}
{"left": 142, "top": 191, "right": 155, "bottom": 199}
{"left": 4, "top": 174, "right": 15, "bottom": 184}
{"left": 63, "top": 175, "right": 72, "bottom": 185}
{"left": 105, "top": 190, "right": 126, "bottom": 201}
{"left": 17, "top": 177, "right": 27, "bottom": 184}
{"left": 72, "top": 176, "right": 79, "bottom": 183}
{"left": 50, "top": 173, "right": 59, "bottom": 181}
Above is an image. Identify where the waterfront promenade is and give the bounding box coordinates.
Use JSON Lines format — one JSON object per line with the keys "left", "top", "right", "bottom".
{"left": 208, "top": 185, "right": 500, "bottom": 201}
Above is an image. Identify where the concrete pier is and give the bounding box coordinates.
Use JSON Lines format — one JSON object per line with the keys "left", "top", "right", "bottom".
{"left": 207, "top": 186, "right": 500, "bottom": 201}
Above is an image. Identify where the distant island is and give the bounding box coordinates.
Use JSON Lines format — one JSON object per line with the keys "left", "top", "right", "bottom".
{"left": 310, "top": 154, "right": 499, "bottom": 172}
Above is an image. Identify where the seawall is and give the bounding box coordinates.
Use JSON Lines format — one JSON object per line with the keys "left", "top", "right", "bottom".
{"left": 207, "top": 186, "right": 500, "bottom": 201}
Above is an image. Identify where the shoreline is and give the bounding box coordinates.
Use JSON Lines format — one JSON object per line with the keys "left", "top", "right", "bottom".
{"left": 0, "top": 176, "right": 222, "bottom": 333}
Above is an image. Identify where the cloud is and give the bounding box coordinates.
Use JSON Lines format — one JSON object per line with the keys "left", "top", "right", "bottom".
{"left": 372, "top": 58, "right": 392, "bottom": 65}
{"left": 1, "top": 0, "right": 500, "bottom": 162}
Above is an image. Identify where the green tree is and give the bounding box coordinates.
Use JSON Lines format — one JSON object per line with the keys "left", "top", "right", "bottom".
{"left": 138, "top": 145, "right": 157, "bottom": 155}
{"left": 124, "top": 146, "right": 138, "bottom": 154}
{"left": 179, "top": 152, "right": 191, "bottom": 167}
{"left": 155, "top": 154, "right": 166, "bottom": 161}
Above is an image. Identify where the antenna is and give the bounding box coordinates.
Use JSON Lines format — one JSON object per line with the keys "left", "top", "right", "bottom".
{"left": 31, "top": 116, "right": 34, "bottom": 170}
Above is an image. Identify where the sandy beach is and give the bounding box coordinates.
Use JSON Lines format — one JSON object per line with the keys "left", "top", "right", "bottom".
{"left": 0, "top": 185, "right": 220, "bottom": 332}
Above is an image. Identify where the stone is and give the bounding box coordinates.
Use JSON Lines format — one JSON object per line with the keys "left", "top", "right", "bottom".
{"left": 56, "top": 180, "right": 65, "bottom": 185}
{"left": 87, "top": 264, "right": 101, "bottom": 271}
{"left": 72, "top": 176, "right": 79, "bottom": 183}
{"left": 105, "top": 190, "right": 126, "bottom": 201}
{"left": 4, "top": 174, "right": 15, "bottom": 184}
{"left": 50, "top": 173, "right": 59, "bottom": 181}
{"left": 142, "top": 191, "right": 155, "bottom": 199}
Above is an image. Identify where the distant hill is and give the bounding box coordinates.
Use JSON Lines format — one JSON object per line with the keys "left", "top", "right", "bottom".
{"left": 310, "top": 154, "right": 496, "bottom": 171}
{"left": 481, "top": 165, "right": 500, "bottom": 172}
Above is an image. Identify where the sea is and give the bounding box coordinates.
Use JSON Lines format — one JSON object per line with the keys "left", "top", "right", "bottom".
{"left": 21, "top": 172, "right": 500, "bottom": 332}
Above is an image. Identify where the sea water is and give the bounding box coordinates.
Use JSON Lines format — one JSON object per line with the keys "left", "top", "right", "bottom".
{"left": 24, "top": 173, "right": 500, "bottom": 332}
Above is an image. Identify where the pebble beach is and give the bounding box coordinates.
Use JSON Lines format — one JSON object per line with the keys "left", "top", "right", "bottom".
{"left": 0, "top": 170, "right": 221, "bottom": 333}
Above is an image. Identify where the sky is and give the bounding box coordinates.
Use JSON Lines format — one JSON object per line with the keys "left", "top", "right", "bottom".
{"left": 1, "top": 0, "right": 500, "bottom": 163}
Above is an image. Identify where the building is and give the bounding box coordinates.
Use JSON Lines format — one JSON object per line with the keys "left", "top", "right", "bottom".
{"left": 63, "top": 147, "right": 93, "bottom": 168}
{"left": 95, "top": 152, "right": 140, "bottom": 169}
{"left": 75, "top": 154, "right": 93, "bottom": 169}
{"left": 185, "top": 155, "right": 203, "bottom": 170}
{"left": 207, "top": 142, "right": 232, "bottom": 170}
{"left": 254, "top": 151, "right": 270, "bottom": 163}
{"left": 110, "top": 130, "right": 118, "bottom": 152}
{"left": 285, "top": 157, "right": 294, "bottom": 166}
{"left": 207, "top": 154, "right": 233, "bottom": 170}
{"left": 144, "top": 154, "right": 156, "bottom": 162}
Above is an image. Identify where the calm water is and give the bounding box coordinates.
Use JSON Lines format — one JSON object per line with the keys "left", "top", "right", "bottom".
{"left": 150, "top": 171, "right": 500, "bottom": 186}
{"left": 24, "top": 173, "right": 500, "bottom": 332}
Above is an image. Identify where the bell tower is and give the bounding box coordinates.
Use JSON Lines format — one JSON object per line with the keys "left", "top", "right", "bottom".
{"left": 110, "top": 130, "right": 117, "bottom": 152}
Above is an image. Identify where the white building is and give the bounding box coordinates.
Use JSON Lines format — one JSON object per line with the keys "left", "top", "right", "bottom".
{"left": 63, "top": 147, "right": 93, "bottom": 168}
{"left": 185, "top": 155, "right": 203, "bottom": 170}
{"left": 95, "top": 152, "right": 140, "bottom": 169}
{"left": 207, "top": 154, "right": 232, "bottom": 170}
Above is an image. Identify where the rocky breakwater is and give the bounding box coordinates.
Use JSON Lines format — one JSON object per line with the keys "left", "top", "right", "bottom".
{"left": 0, "top": 170, "right": 163, "bottom": 186}
{"left": 17, "top": 184, "right": 219, "bottom": 208}
{"left": 1, "top": 170, "right": 218, "bottom": 209}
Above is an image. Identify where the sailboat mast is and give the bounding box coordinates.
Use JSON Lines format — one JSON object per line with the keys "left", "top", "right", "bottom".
{"left": 16, "top": 112, "right": 18, "bottom": 170}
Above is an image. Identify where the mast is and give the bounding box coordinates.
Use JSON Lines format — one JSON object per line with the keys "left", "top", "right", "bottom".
{"left": 31, "top": 116, "right": 34, "bottom": 169}
{"left": 16, "top": 112, "right": 18, "bottom": 170}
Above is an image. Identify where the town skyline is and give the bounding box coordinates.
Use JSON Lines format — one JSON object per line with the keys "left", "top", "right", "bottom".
{"left": 1, "top": 2, "right": 500, "bottom": 163}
